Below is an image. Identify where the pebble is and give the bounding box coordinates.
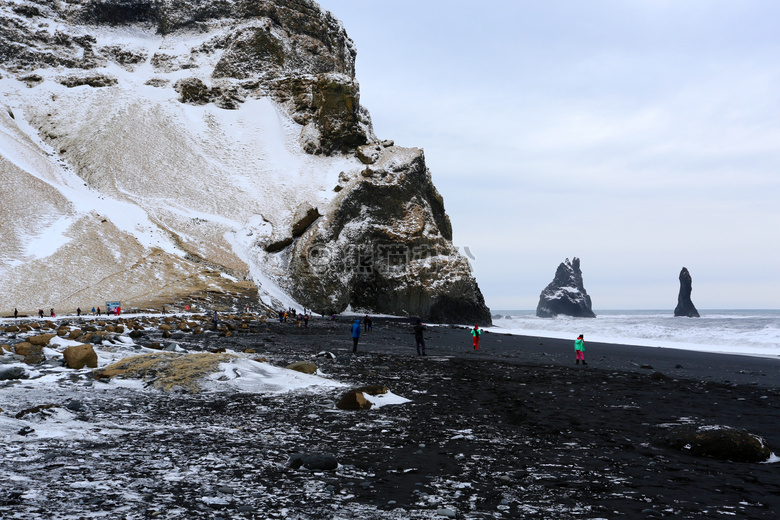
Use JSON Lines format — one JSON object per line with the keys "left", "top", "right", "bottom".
{"left": 437, "top": 508, "right": 457, "bottom": 518}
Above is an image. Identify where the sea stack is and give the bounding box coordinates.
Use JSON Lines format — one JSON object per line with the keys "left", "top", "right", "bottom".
{"left": 536, "top": 258, "right": 596, "bottom": 318}
{"left": 674, "top": 267, "right": 700, "bottom": 317}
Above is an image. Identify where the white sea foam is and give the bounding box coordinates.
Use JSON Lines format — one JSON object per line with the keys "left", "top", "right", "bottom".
{"left": 487, "top": 310, "right": 780, "bottom": 358}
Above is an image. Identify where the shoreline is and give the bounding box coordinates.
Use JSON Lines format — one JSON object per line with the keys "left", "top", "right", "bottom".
{"left": 3, "top": 312, "right": 780, "bottom": 388}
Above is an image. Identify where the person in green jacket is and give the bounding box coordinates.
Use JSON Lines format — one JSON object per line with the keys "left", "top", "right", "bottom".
{"left": 471, "top": 325, "right": 482, "bottom": 350}
{"left": 575, "top": 334, "right": 587, "bottom": 365}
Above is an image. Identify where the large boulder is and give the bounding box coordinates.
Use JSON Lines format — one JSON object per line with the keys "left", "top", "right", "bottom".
{"left": 63, "top": 344, "right": 99, "bottom": 369}
{"left": 652, "top": 425, "right": 772, "bottom": 463}
{"left": 536, "top": 257, "right": 596, "bottom": 318}
{"left": 285, "top": 361, "right": 317, "bottom": 374}
{"left": 336, "top": 389, "right": 373, "bottom": 410}
{"left": 27, "top": 334, "right": 57, "bottom": 346}
{"left": 288, "top": 146, "right": 491, "bottom": 325}
{"left": 674, "top": 267, "right": 700, "bottom": 317}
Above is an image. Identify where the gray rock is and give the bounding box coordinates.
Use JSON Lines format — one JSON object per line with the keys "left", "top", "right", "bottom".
{"left": 0, "top": 366, "right": 27, "bottom": 380}
{"left": 436, "top": 508, "right": 457, "bottom": 518}
{"left": 65, "top": 400, "right": 83, "bottom": 411}
{"left": 288, "top": 452, "right": 338, "bottom": 471}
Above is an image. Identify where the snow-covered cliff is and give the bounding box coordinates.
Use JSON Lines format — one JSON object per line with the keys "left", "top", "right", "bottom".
{"left": 0, "top": 0, "right": 490, "bottom": 323}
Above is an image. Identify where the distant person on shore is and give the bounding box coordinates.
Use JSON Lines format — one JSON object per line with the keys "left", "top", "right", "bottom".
{"left": 414, "top": 319, "right": 427, "bottom": 356}
{"left": 575, "top": 334, "right": 587, "bottom": 365}
{"left": 304, "top": 314, "right": 309, "bottom": 328}
{"left": 471, "top": 325, "right": 482, "bottom": 350}
{"left": 77, "top": 307, "right": 81, "bottom": 317}
{"left": 91, "top": 307, "right": 96, "bottom": 315}
{"left": 364, "top": 315, "right": 373, "bottom": 332}
{"left": 351, "top": 319, "right": 361, "bottom": 353}
{"left": 212, "top": 309, "right": 219, "bottom": 331}
{"left": 38, "top": 309, "right": 44, "bottom": 319}
{"left": 14, "top": 308, "right": 18, "bottom": 319}
{"left": 50, "top": 308, "right": 55, "bottom": 318}
{"left": 97, "top": 307, "right": 101, "bottom": 316}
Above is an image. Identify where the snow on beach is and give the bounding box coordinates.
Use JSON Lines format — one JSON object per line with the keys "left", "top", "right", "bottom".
{"left": 0, "top": 317, "right": 374, "bottom": 443}
{"left": 488, "top": 309, "right": 780, "bottom": 358}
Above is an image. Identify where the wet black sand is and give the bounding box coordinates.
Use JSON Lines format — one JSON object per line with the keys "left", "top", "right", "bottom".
{"left": 3, "top": 315, "right": 780, "bottom": 519}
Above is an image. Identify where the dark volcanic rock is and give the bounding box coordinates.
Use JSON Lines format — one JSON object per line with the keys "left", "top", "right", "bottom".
{"left": 674, "top": 267, "right": 700, "bottom": 317}
{"left": 288, "top": 146, "right": 491, "bottom": 325}
{"left": 536, "top": 257, "right": 596, "bottom": 318}
{"left": 652, "top": 425, "right": 771, "bottom": 462}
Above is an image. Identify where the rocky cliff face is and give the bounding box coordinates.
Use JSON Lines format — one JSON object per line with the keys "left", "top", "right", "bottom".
{"left": 674, "top": 267, "right": 700, "bottom": 318}
{"left": 0, "top": 0, "right": 488, "bottom": 323}
{"left": 288, "top": 144, "right": 491, "bottom": 324}
{"left": 536, "top": 257, "right": 596, "bottom": 318}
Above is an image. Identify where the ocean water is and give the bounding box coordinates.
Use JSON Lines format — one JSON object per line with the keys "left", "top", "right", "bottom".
{"left": 489, "top": 310, "right": 780, "bottom": 358}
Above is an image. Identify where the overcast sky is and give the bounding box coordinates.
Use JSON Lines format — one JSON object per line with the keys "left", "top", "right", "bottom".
{"left": 316, "top": 0, "right": 780, "bottom": 310}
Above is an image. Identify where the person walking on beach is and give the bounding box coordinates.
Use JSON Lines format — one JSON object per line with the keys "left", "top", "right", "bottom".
{"left": 212, "top": 309, "right": 219, "bottom": 331}
{"left": 575, "top": 334, "right": 587, "bottom": 365}
{"left": 414, "top": 319, "right": 427, "bottom": 356}
{"left": 77, "top": 307, "right": 81, "bottom": 317}
{"left": 38, "top": 309, "right": 44, "bottom": 319}
{"left": 14, "top": 308, "right": 18, "bottom": 319}
{"left": 471, "top": 325, "right": 482, "bottom": 350}
{"left": 351, "top": 318, "right": 361, "bottom": 353}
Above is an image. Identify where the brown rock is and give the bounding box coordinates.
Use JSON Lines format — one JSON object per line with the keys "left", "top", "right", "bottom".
{"left": 1, "top": 344, "right": 12, "bottom": 352}
{"left": 336, "top": 390, "right": 372, "bottom": 410}
{"left": 93, "top": 368, "right": 128, "bottom": 380}
{"left": 5, "top": 325, "right": 19, "bottom": 333}
{"left": 159, "top": 324, "right": 173, "bottom": 331}
{"left": 68, "top": 329, "right": 83, "bottom": 340}
{"left": 13, "top": 342, "right": 33, "bottom": 356}
{"left": 286, "top": 361, "right": 317, "bottom": 374}
{"left": 28, "top": 334, "right": 56, "bottom": 346}
{"left": 63, "top": 344, "right": 98, "bottom": 369}
{"left": 356, "top": 385, "right": 389, "bottom": 396}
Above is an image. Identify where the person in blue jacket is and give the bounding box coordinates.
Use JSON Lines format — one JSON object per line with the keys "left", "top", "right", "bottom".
{"left": 351, "top": 319, "right": 361, "bottom": 353}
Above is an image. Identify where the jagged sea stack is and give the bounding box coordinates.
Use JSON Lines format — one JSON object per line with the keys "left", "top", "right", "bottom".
{"left": 674, "top": 267, "right": 700, "bottom": 317}
{"left": 536, "top": 258, "right": 596, "bottom": 318}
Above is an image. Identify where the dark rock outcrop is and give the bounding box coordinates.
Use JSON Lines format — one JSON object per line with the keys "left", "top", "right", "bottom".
{"left": 287, "top": 146, "right": 491, "bottom": 325}
{"left": 674, "top": 267, "right": 700, "bottom": 317}
{"left": 536, "top": 257, "right": 596, "bottom": 318}
{"left": 652, "top": 425, "right": 771, "bottom": 463}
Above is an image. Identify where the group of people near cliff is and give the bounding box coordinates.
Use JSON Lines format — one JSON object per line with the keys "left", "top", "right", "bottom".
{"left": 13, "top": 306, "right": 122, "bottom": 319}
{"left": 348, "top": 317, "right": 588, "bottom": 364}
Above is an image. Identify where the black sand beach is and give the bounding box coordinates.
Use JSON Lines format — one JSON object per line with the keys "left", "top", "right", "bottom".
{"left": 2, "top": 314, "right": 780, "bottom": 519}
